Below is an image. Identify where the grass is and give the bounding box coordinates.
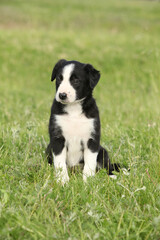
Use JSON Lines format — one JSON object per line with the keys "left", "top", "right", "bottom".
{"left": 0, "top": 0, "right": 160, "bottom": 239}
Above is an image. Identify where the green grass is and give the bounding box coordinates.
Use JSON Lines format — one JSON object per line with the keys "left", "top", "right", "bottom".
{"left": 0, "top": 0, "right": 160, "bottom": 239}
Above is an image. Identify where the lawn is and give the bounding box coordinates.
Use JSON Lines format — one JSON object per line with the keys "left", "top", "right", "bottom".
{"left": 0, "top": 0, "right": 160, "bottom": 239}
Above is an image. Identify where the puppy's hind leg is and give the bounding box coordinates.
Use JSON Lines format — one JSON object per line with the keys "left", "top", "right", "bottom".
{"left": 46, "top": 143, "right": 53, "bottom": 165}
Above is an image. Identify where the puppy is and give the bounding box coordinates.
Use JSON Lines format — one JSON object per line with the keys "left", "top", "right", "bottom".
{"left": 46, "top": 59, "right": 119, "bottom": 185}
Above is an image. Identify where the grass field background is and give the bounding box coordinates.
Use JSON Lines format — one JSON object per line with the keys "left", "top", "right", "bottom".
{"left": 0, "top": 0, "right": 160, "bottom": 239}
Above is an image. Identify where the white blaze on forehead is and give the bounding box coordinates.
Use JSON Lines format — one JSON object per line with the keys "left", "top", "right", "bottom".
{"left": 63, "top": 64, "right": 75, "bottom": 80}
{"left": 56, "top": 63, "right": 76, "bottom": 103}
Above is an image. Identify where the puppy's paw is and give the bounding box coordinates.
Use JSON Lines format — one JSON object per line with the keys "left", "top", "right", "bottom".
{"left": 83, "top": 174, "right": 87, "bottom": 182}
{"left": 83, "top": 169, "right": 95, "bottom": 182}
{"left": 61, "top": 174, "right": 69, "bottom": 186}
{"left": 56, "top": 171, "right": 69, "bottom": 186}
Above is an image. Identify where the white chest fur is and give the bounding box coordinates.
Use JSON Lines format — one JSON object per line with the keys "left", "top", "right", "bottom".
{"left": 55, "top": 103, "right": 94, "bottom": 167}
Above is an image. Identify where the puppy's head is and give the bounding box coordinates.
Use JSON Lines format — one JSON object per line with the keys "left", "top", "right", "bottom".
{"left": 51, "top": 59, "right": 100, "bottom": 104}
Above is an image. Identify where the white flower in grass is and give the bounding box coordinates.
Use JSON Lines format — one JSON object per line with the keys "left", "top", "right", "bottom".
{"left": 88, "top": 210, "right": 102, "bottom": 220}
{"left": 11, "top": 125, "right": 20, "bottom": 138}
{"left": 66, "top": 212, "right": 77, "bottom": 226}
{"left": 110, "top": 175, "right": 117, "bottom": 180}
{"left": 122, "top": 168, "right": 130, "bottom": 176}
{"left": 86, "top": 233, "right": 100, "bottom": 240}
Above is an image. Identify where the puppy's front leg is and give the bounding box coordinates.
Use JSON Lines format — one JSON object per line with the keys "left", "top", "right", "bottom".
{"left": 53, "top": 142, "right": 69, "bottom": 185}
{"left": 83, "top": 147, "right": 98, "bottom": 182}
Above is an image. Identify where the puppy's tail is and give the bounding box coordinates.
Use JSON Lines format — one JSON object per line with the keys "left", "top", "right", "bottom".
{"left": 97, "top": 146, "right": 121, "bottom": 175}
{"left": 109, "top": 163, "right": 121, "bottom": 174}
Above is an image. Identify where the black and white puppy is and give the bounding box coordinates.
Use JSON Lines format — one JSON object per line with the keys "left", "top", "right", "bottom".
{"left": 46, "top": 59, "right": 119, "bottom": 185}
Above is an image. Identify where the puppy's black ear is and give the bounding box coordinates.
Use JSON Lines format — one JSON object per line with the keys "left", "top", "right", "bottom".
{"left": 84, "top": 64, "right": 100, "bottom": 89}
{"left": 51, "top": 59, "right": 67, "bottom": 81}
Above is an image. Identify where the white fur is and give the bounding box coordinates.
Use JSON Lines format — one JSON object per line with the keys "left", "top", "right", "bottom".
{"left": 55, "top": 102, "right": 97, "bottom": 183}
{"left": 53, "top": 147, "right": 69, "bottom": 185}
{"left": 56, "top": 64, "right": 76, "bottom": 103}
{"left": 83, "top": 150, "right": 98, "bottom": 182}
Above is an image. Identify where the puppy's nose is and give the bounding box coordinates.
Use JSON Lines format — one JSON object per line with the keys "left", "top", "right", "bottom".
{"left": 59, "top": 92, "right": 67, "bottom": 100}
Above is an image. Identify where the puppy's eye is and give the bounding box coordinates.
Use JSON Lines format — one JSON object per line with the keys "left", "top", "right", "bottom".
{"left": 70, "top": 74, "right": 79, "bottom": 85}
{"left": 57, "top": 74, "right": 63, "bottom": 82}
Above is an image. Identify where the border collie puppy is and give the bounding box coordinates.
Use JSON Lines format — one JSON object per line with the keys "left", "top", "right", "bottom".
{"left": 46, "top": 59, "right": 119, "bottom": 185}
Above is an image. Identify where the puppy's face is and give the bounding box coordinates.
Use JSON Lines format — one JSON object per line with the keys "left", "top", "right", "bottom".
{"left": 51, "top": 59, "right": 100, "bottom": 104}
